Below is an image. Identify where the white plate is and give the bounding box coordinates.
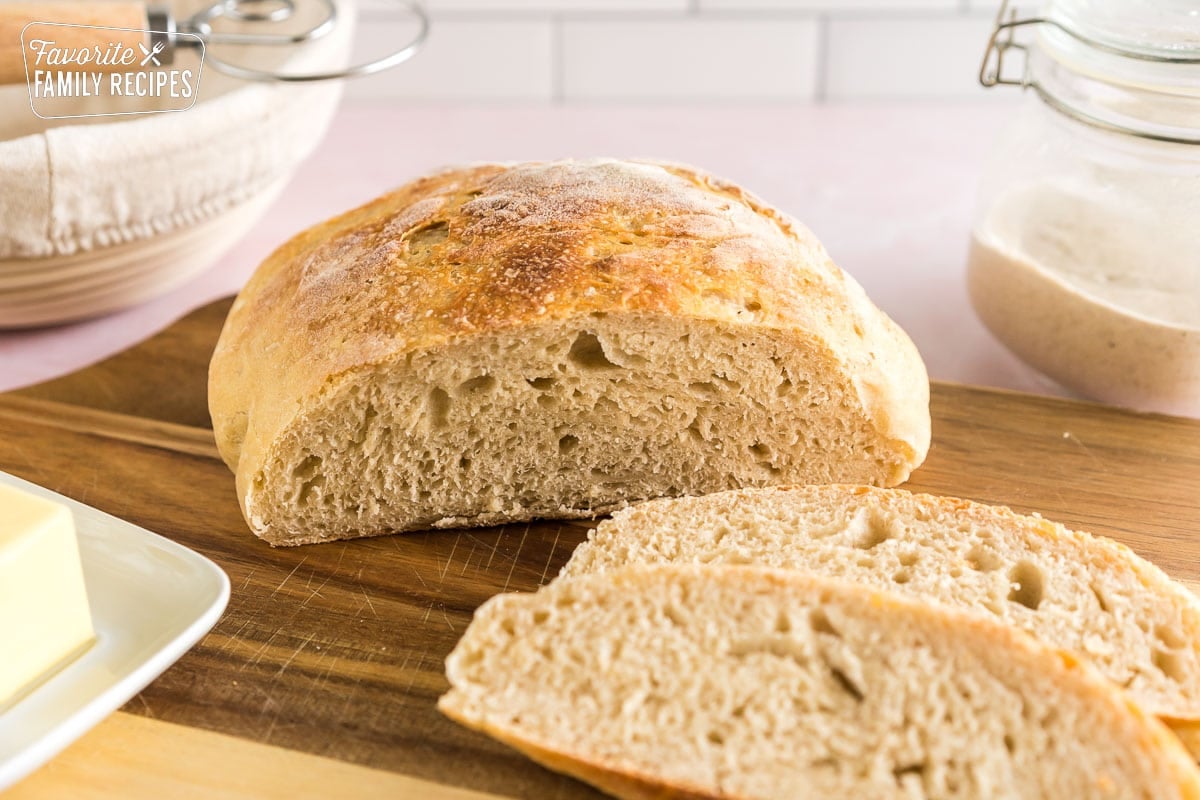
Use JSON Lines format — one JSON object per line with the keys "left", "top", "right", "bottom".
{"left": 0, "top": 471, "right": 230, "bottom": 790}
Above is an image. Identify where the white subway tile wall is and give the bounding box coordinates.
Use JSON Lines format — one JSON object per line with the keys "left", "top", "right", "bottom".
{"left": 348, "top": 0, "right": 1012, "bottom": 102}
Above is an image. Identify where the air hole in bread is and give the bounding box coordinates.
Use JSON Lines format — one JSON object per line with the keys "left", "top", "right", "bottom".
{"left": 689, "top": 381, "right": 718, "bottom": 397}
{"left": 353, "top": 404, "right": 378, "bottom": 445}
{"left": 966, "top": 544, "right": 1004, "bottom": 572}
{"left": 1091, "top": 583, "right": 1112, "bottom": 613}
{"left": 567, "top": 331, "right": 619, "bottom": 371}
{"left": 558, "top": 434, "right": 580, "bottom": 455}
{"left": 663, "top": 604, "right": 688, "bottom": 628}
{"left": 457, "top": 374, "right": 496, "bottom": 395}
{"left": 458, "top": 456, "right": 471, "bottom": 470}
{"left": 728, "top": 635, "right": 808, "bottom": 662}
{"left": 705, "top": 730, "right": 726, "bottom": 746}
{"left": 898, "top": 551, "right": 919, "bottom": 567}
{"left": 775, "top": 610, "right": 792, "bottom": 634}
{"left": 1003, "top": 734, "right": 1017, "bottom": 755}
{"left": 1157, "top": 624, "right": 1187, "bottom": 650}
{"left": 298, "top": 474, "right": 325, "bottom": 505}
{"left": 1007, "top": 561, "right": 1045, "bottom": 611}
{"left": 892, "top": 763, "right": 927, "bottom": 784}
{"left": 426, "top": 387, "right": 451, "bottom": 429}
{"left": 1155, "top": 648, "right": 1186, "bottom": 682}
{"left": 593, "top": 397, "right": 619, "bottom": 415}
{"left": 828, "top": 664, "right": 865, "bottom": 703}
{"left": 749, "top": 443, "right": 771, "bottom": 459}
{"left": 892, "top": 568, "right": 912, "bottom": 585}
{"left": 532, "top": 610, "right": 550, "bottom": 625}
{"left": 745, "top": 300, "right": 762, "bottom": 313}
{"left": 407, "top": 220, "right": 449, "bottom": 249}
{"left": 292, "top": 454, "right": 322, "bottom": 480}
{"left": 526, "top": 376, "right": 556, "bottom": 391}
{"left": 850, "top": 510, "right": 892, "bottom": 550}
{"left": 810, "top": 608, "right": 840, "bottom": 638}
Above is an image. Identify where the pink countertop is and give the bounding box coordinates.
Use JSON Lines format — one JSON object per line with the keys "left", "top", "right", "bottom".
{"left": 0, "top": 101, "right": 1059, "bottom": 399}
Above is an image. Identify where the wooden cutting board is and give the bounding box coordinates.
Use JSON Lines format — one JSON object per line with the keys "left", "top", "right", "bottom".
{"left": 4, "top": 298, "right": 1200, "bottom": 799}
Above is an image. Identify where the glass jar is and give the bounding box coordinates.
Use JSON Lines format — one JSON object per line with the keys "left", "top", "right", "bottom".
{"left": 968, "top": 0, "right": 1200, "bottom": 417}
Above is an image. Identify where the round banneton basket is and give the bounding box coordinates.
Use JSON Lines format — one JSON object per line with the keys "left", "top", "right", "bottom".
{"left": 0, "top": 0, "right": 355, "bottom": 328}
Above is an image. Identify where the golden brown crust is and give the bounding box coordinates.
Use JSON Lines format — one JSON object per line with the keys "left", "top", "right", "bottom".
{"left": 1164, "top": 718, "right": 1200, "bottom": 764}
{"left": 438, "top": 698, "right": 726, "bottom": 800}
{"left": 209, "top": 159, "right": 930, "bottom": 533}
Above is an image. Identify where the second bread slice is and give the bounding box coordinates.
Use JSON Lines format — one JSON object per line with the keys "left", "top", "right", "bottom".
{"left": 561, "top": 484, "right": 1200, "bottom": 729}
{"left": 441, "top": 565, "right": 1200, "bottom": 799}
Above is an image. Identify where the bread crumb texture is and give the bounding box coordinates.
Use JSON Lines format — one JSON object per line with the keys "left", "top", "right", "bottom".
{"left": 208, "top": 160, "right": 929, "bottom": 544}
{"left": 440, "top": 566, "right": 1200, "bottom": 800}
{"left": 563, "top": 484, "right": 1200, "bottom": 724}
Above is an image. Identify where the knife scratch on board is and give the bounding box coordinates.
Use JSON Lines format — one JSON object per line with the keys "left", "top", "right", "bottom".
{"left": 274, "top": 632, "right": 315, "bottom": 677}
{"left": 1062, "top": 431, "right": 1107, "bottom": 472}
{"left": 408, "top": 563, "right": 429, "bottom": 592}
{"left": 479, "top": 533, "right": 502, "bottom": 570}
{"left": 538, "top": 525, "right": 563, "bottom": 586}
{"left": 298, "top": 573, "right": 335, "bottom": 610}
{"left": 305, "top": 646, "right": 337, "bottom": 700}
{"left": 460, "top": 537, "right": 478, "bottom": 576}
{"left": 267, "top": 556, "right": 309, "bottom": 599}
{"left": 501, "top": 523, "right": 532, "bottom": 593}
{"left": 133, "top": 693, "right": 156, "bottom": 719}
{"left": 439, "top": 533, "right": 461, "bottom": 582}
{"left": 239, "top": 568, "right": 257, "bottom": 592}
{"left": 243, "top": 631, "right": 281, "bottom": 670}
{"left": 222, "top": 615, "right": 257, "bottom": 648}
{"left": 360, "top": 585, "right": 379, "bottom": 618}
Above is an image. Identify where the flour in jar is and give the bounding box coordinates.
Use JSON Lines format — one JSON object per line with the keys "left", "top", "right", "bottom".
{"left": 968, "top": 184, "right": 1200, "bottom": 416}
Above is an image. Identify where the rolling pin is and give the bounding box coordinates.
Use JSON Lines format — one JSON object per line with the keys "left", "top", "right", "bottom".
{"left": 0, "top": 2, "right": 152, "bottom": 86}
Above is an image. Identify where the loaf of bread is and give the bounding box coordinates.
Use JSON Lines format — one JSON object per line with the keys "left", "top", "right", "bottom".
{"left": 561, "top": 484, "right": 1200, "bottom": 734}
{"left": 208, "top": 159, "right": 930, "bottom": 545}
{"left": 440, "top": 565, "right": 1200, "bottom": 799}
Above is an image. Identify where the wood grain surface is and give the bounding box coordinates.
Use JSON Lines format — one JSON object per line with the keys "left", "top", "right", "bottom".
{"left": 4, "top": 298, "right": 1200, "bottom": 798}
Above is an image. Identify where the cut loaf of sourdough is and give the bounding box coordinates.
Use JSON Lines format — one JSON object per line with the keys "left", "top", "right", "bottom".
{"left": 208, "top": 159, "right": 930, "bottom": 545}
{"left": 561, "top": 484, "right": 1200, "bottom": 732}
{"left": 440, "top": 565, "right": 1200, "bottom": 800}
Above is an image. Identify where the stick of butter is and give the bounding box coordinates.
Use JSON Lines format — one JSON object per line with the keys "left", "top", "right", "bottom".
{"left": 0, "top": 483, "right": 95, "bottom": 710}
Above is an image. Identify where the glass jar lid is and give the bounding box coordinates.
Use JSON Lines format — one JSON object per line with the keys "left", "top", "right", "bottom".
{"left": 1048, "top": 0, "right": 1200, "bottom": 60}
{"left": 980, "top": 0, "right": 1200, "bottom": 143}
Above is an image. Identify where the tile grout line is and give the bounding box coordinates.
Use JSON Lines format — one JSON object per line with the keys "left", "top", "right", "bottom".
{"left": 551, "top": 15, "right": 565, "bottom": 105}
{"left": 813, "top": 13, "right": 830, "bottom": 104}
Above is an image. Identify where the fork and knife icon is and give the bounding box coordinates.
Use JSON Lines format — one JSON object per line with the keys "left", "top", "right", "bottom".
{"left": 138, "top": 41, "right": 166, "bottom": 67}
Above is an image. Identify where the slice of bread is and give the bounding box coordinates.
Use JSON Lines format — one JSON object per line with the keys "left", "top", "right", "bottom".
{"left": 440, "top": 566, "right": 1200, "bottom": 799}
{"left": 560, "top": 485, "right": 1200, "bottom": 731}
{"left": 208, "top": 159, "right": 930, "bottom": 546}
